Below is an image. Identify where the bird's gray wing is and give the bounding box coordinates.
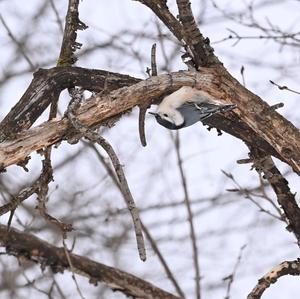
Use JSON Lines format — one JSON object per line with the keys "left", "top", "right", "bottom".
{"left": 177, "top": 102, "right": 236, "bottom": 127}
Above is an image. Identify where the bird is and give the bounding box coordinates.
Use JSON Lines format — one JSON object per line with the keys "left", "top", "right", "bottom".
{"left": 149, "top": 86, "right": 236, "bottom": 130}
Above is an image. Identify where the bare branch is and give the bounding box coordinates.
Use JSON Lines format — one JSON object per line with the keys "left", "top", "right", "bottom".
{"left": 57, "top": 0, "right": 88, "bottom": 66}
{"left": 0, "top": 183, "right": 38, "bottom": 216}
{"left": 0, "top": 225, "right": 180, "bottom": 299}
{"left": 0, "top": 15, "right": 35, "bottom": 69}
{"left": 151, "top": 43, "right": 158, "bottom": 76}
{"left": 247, "top": 260, "right": 300, "bottom": 299}
{"left": 138, "top": 104, "right": 149, "bottom": 147}
{"left": 269, "top": 80, "right": 300, "bottom": 95}
{"left": 223, "top": 170, "right": 284, "bottom": 221}
{"left": 224, "top": 244, "right": 246, "bottom": 299}
{"left": 49, "top": 0, "right": 64, "bottom": 34}
{"left": 139, "top": 43, "right": 158, "bottom": 147}
{"left": 1, "top": 68, "right": 300, "bottom": 177}
{"left": 136, "top": 0, "right": 184, "bottom": 41}
{"left": 137, "top": 0, "right": 220, "bottom": 67}
{"left": 85, "top": 140, "right": 185, "bottom": 295}
{"left": 0, "top": 155, "right": 56, "bottom": 224}
{"left": 0, "top": 67, "right": 141, "bottom": 142}
{"left": 141, "top": 221, "right": 186, "bottom": 298}
{"left": 62, "top": 238, "right": 85, "bottom": 299}
{"left": 174, "top": 132, "right": 201, "bottom": 299}
{"left": 249, "top": 148, "right": 300, "bottom": 245}
{"left": 176, "top": 0, "right": 220, "bottom": 67}
{"left": 67, "top": 91, "right": 146, "bottom": 261}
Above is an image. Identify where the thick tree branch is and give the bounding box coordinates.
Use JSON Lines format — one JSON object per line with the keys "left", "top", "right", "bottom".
{"left": 0, "top": 67, "right": 141, "bottom": 142}
{"left": 176, "top": 0, "right": 220, "bottom": 67}
{"left": 0, "top": 225, "right": 180, "bottom": 299}
{"left": 1, "top": 67, "right": 300, "bottom": 176}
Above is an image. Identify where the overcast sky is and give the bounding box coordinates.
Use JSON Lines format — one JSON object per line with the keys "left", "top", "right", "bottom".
{"left": 0, "top": 1, "right": 300, "bottom": 298}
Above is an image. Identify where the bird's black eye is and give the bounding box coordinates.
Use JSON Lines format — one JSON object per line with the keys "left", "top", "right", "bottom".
{"left": 163, "top": 113, "right": 168, "bottom": 117}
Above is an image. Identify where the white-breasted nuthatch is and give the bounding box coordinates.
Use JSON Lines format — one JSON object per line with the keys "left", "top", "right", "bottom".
{"left": 149, "top": 86, "right": 236, "bottom": 130}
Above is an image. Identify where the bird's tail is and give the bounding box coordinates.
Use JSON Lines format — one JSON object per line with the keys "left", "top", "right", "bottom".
{"left": 195, "top": 103, "right": 237, "bottom": 120}
{"left": 217, "top": 104, "right": 237, "bottom": 112}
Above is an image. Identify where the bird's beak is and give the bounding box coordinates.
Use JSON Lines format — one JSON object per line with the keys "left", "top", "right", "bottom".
{"left": 148, "top": 112, "right": 158, "bottom": 116}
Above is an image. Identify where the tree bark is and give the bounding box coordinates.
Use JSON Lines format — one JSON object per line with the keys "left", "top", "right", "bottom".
{"left": 1, "top": 66, "right": 299, "bottom": 176}
{"left": 0, "top": 225, "right": 180, "bottom": 299}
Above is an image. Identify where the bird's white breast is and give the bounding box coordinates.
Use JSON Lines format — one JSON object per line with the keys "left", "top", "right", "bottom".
{"left": 158, "top": 86, "right": 219, "bottom": 111}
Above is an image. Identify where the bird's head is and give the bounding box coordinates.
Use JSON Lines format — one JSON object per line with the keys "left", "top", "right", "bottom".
{"left": 149, "top": 106, "right": 185, "bottom": 130}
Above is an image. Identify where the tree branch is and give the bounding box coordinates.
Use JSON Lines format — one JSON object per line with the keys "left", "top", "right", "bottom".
{"left": 247, "top": 260, "right": 300, "bottom": 299}
{"left": 141, "top": 221, "right": 186, "bottom": 298}
{"left": 57, "top": 0, "right": 87, "bottom": 66}
{"left": 1, "top": 68, "right": 300, "bottom": 176}
{"left": 136, "top": 0, "right": 184, "bottom": 42}
{"left": 66, "top": 90, "right": 146, "bottom": 260}
{"left": 0, "top": 225, "right": 180, "bottom": 299}
{"left": 0, "top": 66, "right": 141, "bottom": 142}
{"left": 176, "top": 0, "right": 220, "bottom": 67}
{"left": 249, "top": 148, "right": 300, "bottom": 245}
{"left": 0, "top": 15, "right": 35, "bottom": 69}
{"left": 174, "top": 132, "right": 201, "bottom": 299}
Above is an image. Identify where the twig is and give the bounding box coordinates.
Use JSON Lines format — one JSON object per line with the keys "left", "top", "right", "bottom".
{"left": 257, "top": 173, "right": 286, "bottom": 221}
{"left": 211, "top": 0, "right": 300, "bottom": 49}
{"left": 247, "top": 260, "right": 300, "bottom": 299}
{"left": 269, "top": 80, "right": 300, "bottom": 95}
{"left": 67, "top": 90, "right": 146, "bottom": 261}
{"left": 0, "top": 157, "right": 56, "bottom": 226}
{"left": 269, "top": 103, "right": 284, "bottom": 110}
{"left": 249, "top": 148, "right": 300, "bottom": 246}
{"left": 240, "top": 65, "right": 246, "bottom": 87}
{"left": 6, "top": 209, "right": 15, "bottom": 231}
{"left": 139, "top": 43, "right": 158, "bottom": 147}
{"left": 173, "top": 132, "right": 201, "bottom": 299}
{"left": 136, "top": 0, "right": 184, "bottom": 42}
{"left": 141, "top": 221, "right": 186, "bottom": 298}
{"left": 21, "top": 272, "right": 50, "bottom": 296}
{"left": 0, "top": 15, "right": 35, "bottom": 69}
{"left": 0, "top": 183, "right": 38, "bottom": 216}
{"left": 222, "top": 170, "right": 284, "bottom": 221}
{"left": 138, "top": 105, "right": 149, "bottom": 147}
{"left": 36, "top": 157, "right": 73, "bottom": 233}
{"left": 155, "top": 20, "right": 171, "bottom": 71}
{"left": 223, "top": 244, "right": 247, "bottom": 299}
{"left": 49, "top": 0, "right": 64, "bottom": 34}
{"left": 53, "top": 278, "right": 67, "bottom": 299}
{"left": 62, "top": 238, "right": 85, "bottom": 299}
{"left": 151, "top": 43, "right": 157, "bottom": 76}
{"left": 213, "top": 31, "right": 300, "bottom": 46}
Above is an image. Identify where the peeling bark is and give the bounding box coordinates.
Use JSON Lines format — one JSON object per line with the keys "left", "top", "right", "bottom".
{"left": 1, "top": 66, "right": 300, "bottom": 176}
{"left": 0, "top": 66, "right": 141, "bottom": 141}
